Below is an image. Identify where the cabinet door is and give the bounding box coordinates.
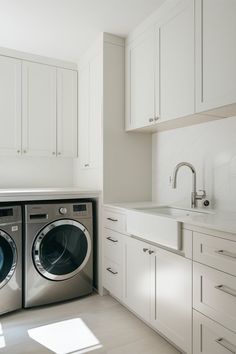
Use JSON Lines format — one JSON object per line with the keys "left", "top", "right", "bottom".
{"left": 124, "top": 236, "right": 151, "bottom": 322}
{"left": 193, "top": 310, "right": 236, "bottom": 354}
{"left": 160, "top": 0, "right": 194, "bottom": 121}
{"left": 57, "top": 68, "right": 77, "bottom": 157}
{"left": 78, "top": 54, "right": 102, "bottom": 169}
{"left": 196, "top": 0, "right": 236, "bottom": 112}
{"left": 126, "top": 28, "right": 158, "bottom": 129}
{"left": 22, "top": 61, "right": 57, "bottom": 157}
{"left": 0, "top": 56, "right": 21, "bottom": 156}
{"left": 151, "top": 247, "right": 192, "bottom": 353}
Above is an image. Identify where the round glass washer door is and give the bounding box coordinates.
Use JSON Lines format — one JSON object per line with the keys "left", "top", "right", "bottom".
{"left": 33, "top": 219, "right": 91, "bottom": 281}
{"left": 0, "top": 230, "right": 17, "bottom": 289}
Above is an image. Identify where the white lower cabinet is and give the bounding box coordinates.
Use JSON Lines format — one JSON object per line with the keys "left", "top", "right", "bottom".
{"left": 193, "top": 310, "right": 236, "bottom": 354}
{"left": 151, "top": 247, "right": 192, "bottom": 353}
{"left": 123, "top": 236, "right": 151, "bottom": 322}
{"left": 193, "top": 262, "right": 236, "bottom": 332}
{"left": 123, "top": 236, "right": 191, "bottom": 352}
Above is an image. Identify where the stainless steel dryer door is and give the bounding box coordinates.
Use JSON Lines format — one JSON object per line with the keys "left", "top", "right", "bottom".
{"left": 0, "top": 230, "right": 17, "bottom": 289}
{"left": 33, "top": 219, "right": 91, "bottom": 281}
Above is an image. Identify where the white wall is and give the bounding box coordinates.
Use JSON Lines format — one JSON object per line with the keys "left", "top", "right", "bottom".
{"left": 0, "top": 157, "right": 73, "bottom": 188}
{"left": 152, "top": 116, "right": 236, "bottom": 212}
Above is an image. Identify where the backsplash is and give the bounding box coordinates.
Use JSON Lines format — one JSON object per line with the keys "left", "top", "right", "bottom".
{"left": 0, "top": 157, "right": 74, "bottom": 188}
{"left": 152, "top": 116, "right": 236, "bottom": 212}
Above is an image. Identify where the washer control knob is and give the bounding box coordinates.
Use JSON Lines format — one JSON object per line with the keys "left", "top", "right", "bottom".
{"left": 59, "top": 207, "right": 67, "bottom": 215}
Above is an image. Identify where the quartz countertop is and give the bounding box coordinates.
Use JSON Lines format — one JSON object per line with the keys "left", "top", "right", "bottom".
{"left": 0, "top": 188, "right": 101, "bottom": 202}
{"left": 104, "top": 201, "right": 236, "bottom": 235}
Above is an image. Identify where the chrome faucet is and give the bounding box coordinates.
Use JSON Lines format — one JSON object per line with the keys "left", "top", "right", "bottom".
{"left": 172, "top": 162, "right": 206, "bottom": 208}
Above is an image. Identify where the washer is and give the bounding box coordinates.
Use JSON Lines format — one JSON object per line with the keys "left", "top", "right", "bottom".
{"left": 24, "top": 202, "right": 93, "bottom": 308}
{"left": 0, "top": 205, "right": 22, "bottom": 315}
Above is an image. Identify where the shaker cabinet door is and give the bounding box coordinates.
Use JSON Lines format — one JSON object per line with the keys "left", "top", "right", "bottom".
{"left": 22, "top": 61, "right": 57, "bottom": 157}
{"left": 0, "top": 56, "right": 21, "bottom": 156}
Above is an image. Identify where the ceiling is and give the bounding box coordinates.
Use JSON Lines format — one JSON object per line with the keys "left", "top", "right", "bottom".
{"left": 0, "top": 0, "right": 165, "bottom": 63}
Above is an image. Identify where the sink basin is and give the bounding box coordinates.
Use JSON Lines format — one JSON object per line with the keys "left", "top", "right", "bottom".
{"left": 134, "top": 206, "right": 213, "bottom": 218}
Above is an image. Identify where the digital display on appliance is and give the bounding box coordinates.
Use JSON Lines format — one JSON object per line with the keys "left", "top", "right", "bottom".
{"left": 73, "top": 204, "right": 87, "bottom": 212}
{"left": 0, "top": 208, "right": 13, "bottom": 217}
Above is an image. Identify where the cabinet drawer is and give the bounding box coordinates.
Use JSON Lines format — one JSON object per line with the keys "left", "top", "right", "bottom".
{"left": 193, "top": 232, "right": 236, "bottom": 276}
{"left": 103, "top": 209, "right": 126, "bottom": 233}
{"left": 193, "top": 310, "right": 236, "bottom": 354}
{"left": 193, "top": 262, "right": 236, "bottom": 332}
{"left": 104, "top": 229, "right": 123, "bottom": 265}
{"left": 103, "top": 258, "right": 122, "bottom": 301}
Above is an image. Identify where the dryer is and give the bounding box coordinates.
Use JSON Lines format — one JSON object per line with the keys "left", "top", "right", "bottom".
{"left": 24, "top": 202, "right": 93, "bottom": 308}
{"left": 0, "top": 205, "right": 22, "bottom": 315}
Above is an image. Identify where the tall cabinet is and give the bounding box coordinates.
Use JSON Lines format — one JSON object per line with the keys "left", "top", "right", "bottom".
{"left": 76, "top": 33, "right": 152, "bottom": 203}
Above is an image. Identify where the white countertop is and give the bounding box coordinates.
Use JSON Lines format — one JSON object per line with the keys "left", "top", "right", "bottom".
{"left": 104, "top": 201, "right": 236, "bottom": 235}
{"left": 0, "top": 188, "right": 101, "bottom": 202}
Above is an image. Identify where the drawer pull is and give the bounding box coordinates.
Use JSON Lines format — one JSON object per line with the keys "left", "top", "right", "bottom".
{"left": 215, "top": 249, "right": 236, "bottom": 259}
{"left": 107, "top": 217, "right": 118, "bottom": 222}
{"left": 106, "top": 267, "right": 118, "bottom": 275}
{"left": 106, "top": 236, "right": 118, "bottom": 243}
{"left": 215, "top": 284, "right": 236, "bottom": 298}
{"left": 215, "top": 338, "right": 236, "bottom": 353}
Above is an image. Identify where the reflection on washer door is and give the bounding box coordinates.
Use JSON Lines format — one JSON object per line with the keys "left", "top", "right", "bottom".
{"left": 39, "top": 225, "right": 88, "bottom": 276}
{"left": 0, "top": 237, "right": 14, "bottom": 284}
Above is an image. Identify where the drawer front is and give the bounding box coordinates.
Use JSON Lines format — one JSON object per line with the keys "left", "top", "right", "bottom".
{"left": 103, "top": 258, "right": 122, "bottom": 301}
{"left": 104, "top": 229, "right": 123, "bottom": 265}
{"left": 103, "top": 209, "right": 126, "bottom": 233}
{"left": 193, "top": 310, "right": 236, "bottom": 354}
{"left": 193, "top": 232, "right": 236, "bottom": 276}
{"left": 193, "top": 262, "right": 236, "bottom": 332}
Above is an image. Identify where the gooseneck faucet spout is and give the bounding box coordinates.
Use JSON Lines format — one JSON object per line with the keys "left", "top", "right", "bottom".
{"left": 172, "top": 162, "right": 206, "bottom": 208}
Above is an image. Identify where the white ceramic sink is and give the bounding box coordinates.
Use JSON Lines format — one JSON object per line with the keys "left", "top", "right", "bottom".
{"left": 126, "top": 206, "right": 214, "bottom": 251}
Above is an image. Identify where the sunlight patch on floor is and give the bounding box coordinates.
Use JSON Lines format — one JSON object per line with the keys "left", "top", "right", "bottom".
{"left": 28, "top": 318, "right": 102, "bottom": 354}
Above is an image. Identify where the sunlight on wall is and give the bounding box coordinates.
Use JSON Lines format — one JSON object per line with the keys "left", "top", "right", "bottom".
{"left": 0, "top": 323, "right": 6, "bottom": 349}
{"left": 28, "top": 318, "right": 102, "bottom": 354}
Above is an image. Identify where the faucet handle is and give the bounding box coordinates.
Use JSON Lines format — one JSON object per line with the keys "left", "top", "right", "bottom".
{"left": 196, "top": 189, "right": 206, "bottom": 199}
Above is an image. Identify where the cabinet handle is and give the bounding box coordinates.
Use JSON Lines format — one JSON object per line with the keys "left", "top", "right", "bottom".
{"left": 215, "top": 338, "right": 236, "bottom": 353}
{"left": 215, "top": 284, "right": 236, "bottom": 298}
{"left": 215, "top": 249, "right": 236, "bottom": 259}
{"left": 106, "top": 236, "right": 118, "bottom": 243}
{"left": 106, "top": 267, "right": 118, "bottom": 275}
{"left": 143, "top": 248, "right": 148, "bottom": 253}
{"left": 148, "top": 250, "right": 154, "bottom": 255}
{"left": 84, "top": 163, "right": 89, "bottom": 167}
{"left": 149, "top": 118, "right": 154, "bottom": 123}
{"left": 154, "top": 117, "right": 160, "bottom": 121}
{"left": 107, "top": 217, "right": 118, "bottom": 222}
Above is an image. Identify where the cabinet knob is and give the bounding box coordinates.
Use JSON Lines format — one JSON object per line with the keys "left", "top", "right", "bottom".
{"left": 154, "top": 116, "right": 160, "bottom": 121}
{"left": 149, "top": 118, "right": 154, "bottom": 123}
{"left": 148, "top": 250, "right": 154, "bottom": 255}
{"left": 17, "top": 150, "right": 21, "bottom": 154}
{"left": 143, "top": 248, "right": 148, "bottom": 253}
{"left": 23, "top": 150, "right": 27, "bottom": 154}
{"left": 52, "top": 152, "right": 56, "bottom": 155}
{"left": 84, "top": 163, "right": 89, "bottom": 167}
{"left": 58, "top": 152, "right": 61, "bottom": 155}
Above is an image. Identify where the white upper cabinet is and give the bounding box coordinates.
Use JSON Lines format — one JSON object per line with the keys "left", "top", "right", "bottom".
{"left": 57, "top": 68, "right": 78, "bottom": 157}
{"left": 195, "top": 0, "right": 236, "bottom": 113}
{"left": 0, "top": 56, "right": 21, "bottom": 156}
{"left": 126, "top": 28, "right": 159, "bottom": 130}
{"left": 160, "top": 0, "right": 194, "bottom": 121}
{"left": 22, "top": 61, "right": 57, "bottom": 157}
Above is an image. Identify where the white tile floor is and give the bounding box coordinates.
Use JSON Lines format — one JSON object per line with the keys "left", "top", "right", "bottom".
{"left": 0, "top": 294, "right": 180, "bottom": 354}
